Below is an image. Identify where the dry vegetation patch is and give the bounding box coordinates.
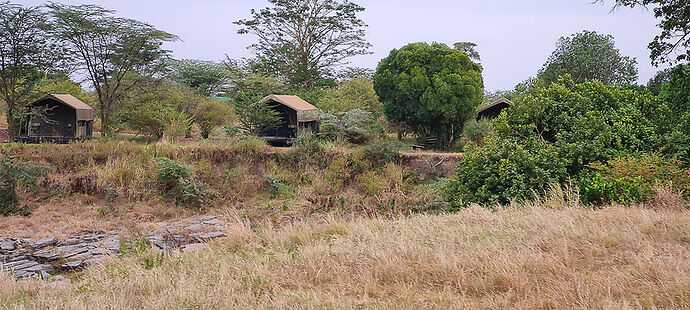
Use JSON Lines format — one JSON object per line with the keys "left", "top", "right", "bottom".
{"left": 2, "top": 203, "right": 688, "bottom": 309}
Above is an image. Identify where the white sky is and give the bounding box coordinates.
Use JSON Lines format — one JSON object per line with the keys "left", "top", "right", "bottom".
{"left": 20, "top": 0, "right": 668, "bottom": 91}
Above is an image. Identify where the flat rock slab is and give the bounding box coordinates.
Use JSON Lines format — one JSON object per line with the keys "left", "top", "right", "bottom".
{"left": 0, "top": 241, "right": 17, "bottom": 251}
{"left": 181, "top": 243, "right": 209, "bottom": 253}
{"left": 32, "top": 238, "right": 58, "bottom": 249}
{"left": 190, "top": 231, "right": 226, "bottom": 242}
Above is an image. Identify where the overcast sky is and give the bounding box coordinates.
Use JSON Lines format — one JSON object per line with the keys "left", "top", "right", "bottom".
{"left": 20, "top": 0, "right": 668, "bottom": 91}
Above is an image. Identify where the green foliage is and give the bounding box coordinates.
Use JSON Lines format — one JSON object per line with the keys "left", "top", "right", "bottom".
{"left": 233, "top": 92, "right": 281, "bottom": 136}
{"left": 578, "top": 154, "right": 689, "bottom": 204}
{"left": 167, "top": 59, "right": 228, "bottom": 97}
{"left": 537, "top": 30, "right": 638, "bottom": 86}
{"left": 0, "top": 2, "right": 57, "bottom": 139}
{"left": 121, "top": 101, "right": 173, "bottom": 140}
{"left": 361, "top": 139, "right": 402, "bottom": 167}
{"left": 235, "top": 0, "right": 371, "bottom": 88}
{"left": 445, "top": 139, "right": 569, "bottom": 207}
{"left": 194, "top": 100, "right": 231, "bottom": 139}
{"left": 463, "top": 118, "right": 493, "bottom": 146}
{"left": 599, "top": 0, "right": 690, "bottom": 65}
{"left": 263, "top": 176, "right": 295, "bottom": 199}
{"left": 47, "top": 3, "right": 178, "bottom": 136}
{"left": 315, "top": 78, "right": 382, "bottom": 113}
{"left": 374, "top": 42, "right": 484, "bottom": 147}
{"left": 659, "top": 64, "right": 689, "bottom": 115}
{"left": 318, "top": 109, "right": 376, "bottom": 144}
{"left": 0, "top": 156, "right": 49, "bottom": 216}
{"left": 153, "top": 158, "right": 216, "bottom": 209}
{"left": 446, "top": 76, "right": 674, "bottom": 207}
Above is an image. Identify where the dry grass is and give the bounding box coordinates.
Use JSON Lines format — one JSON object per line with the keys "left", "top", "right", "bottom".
{"left": 2, "top": 197, "right": 689, "bottom": 309}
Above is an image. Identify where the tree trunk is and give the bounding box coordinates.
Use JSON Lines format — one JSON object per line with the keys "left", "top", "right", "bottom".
{"left": 6, "top": 104, "right": 17, "bottom": 140}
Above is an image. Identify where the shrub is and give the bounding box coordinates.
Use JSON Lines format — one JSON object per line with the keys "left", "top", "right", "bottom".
{"left": 361, "top": 139, "right": 402, "bottom": 167}
{"left": 579, "top": 154, "right": 690, "bottom": 204}
{"left": 447, "top": 76, "right": 674, "bottom": 207}
{"left": 445, "top": 138, "right": 569, "bottom": 208}
{"left": 0, "top": 156, "right": 49, "bottom": 216}
{"left": 317, "top": 109, "right": 376, "bottom": 144}
{"left": 194, "top": 100, "right": 231, "bottom": 139}
{"left": 154, "top": 157, "right": 216, "bottom": 209}
{"left": 463, "top": 117, "right": 493, "bottom": 146}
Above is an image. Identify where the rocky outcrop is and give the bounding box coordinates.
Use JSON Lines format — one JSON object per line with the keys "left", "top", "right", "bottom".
{"left": 1, "top": 216, "right": 226, "bottom": 279}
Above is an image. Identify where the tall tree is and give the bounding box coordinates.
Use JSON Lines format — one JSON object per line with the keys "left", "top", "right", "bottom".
{"left": 374, "top": 42, "right": 484, "bottom": 147}
{"left": 46, "top": 3, "right": 177, "bottom": 136}
{"left": 0, "top": 2, "right": 53, "bottom": 139}
{"left": 235, "top": 0, "right": 371, "bottom": 89}
{"left": 538, "top": 30, "right": 638, "bottom": 86}
{"left": 167, "top": 59, "right": 228, "bottom": 97}
{"left": 598, "top": 0, "right": 690, "bottom": 65}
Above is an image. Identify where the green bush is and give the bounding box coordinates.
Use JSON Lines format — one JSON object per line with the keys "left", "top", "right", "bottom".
{"left": 579, "top": 154, "right": 690, "bottom": 204}
{"left": 446, "top": 76, "right": 674, "bottom": 207}
{"left": 463, "top": 117, "right": 494, "bottom": 146}
{"left": 361, "top": 139, "right": 402, "bottom": 167}
{"left": 445, "top": 138, "right": 568, "bottom": 208}
{"left": 154, "top": 157, "right": 216, "bottom": 209}
{"left": 0, "top": 156, "right": 49, "bottom": 216}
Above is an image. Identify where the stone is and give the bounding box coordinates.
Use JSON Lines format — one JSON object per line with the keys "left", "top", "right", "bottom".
{"left": 61, "top": 261, "right": 84, "bottom": 270}
{"left": 103, "top": 235, "right": 120, "bottom": 254}
{"left": 190, "top": 231, "right": 226, "bottom": 242}
{"left": 181, "top": 243, "right": 209, "bottom": 253}
{"left": 13, "top": 269, "right": 34, "bottom": 278}
{"left": 3, "top": 260, "right": 38, "bottom": 270}
{"left": 172, "top": 235, "right": 187, "bottom": 244}
{"left": 184, "top": 224, "right": 204, "bottom": 232}
{"left": 32, "top": 238, "right": 58, "bottom": 249}
{"left": 0, "top": 241, "right": 16, "bottom": 251}
{"left": 146, "top": 235, "right": 175, "bottom": 251}
{"left": 201, "top": 218, "right": 219, "bottom": 225}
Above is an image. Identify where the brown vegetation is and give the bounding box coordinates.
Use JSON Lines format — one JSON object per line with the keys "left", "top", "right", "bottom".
{"left": 1, "top": 193, "right": 688, "bottom": 309}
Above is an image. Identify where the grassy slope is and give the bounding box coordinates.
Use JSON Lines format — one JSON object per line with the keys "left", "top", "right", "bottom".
{"left": 2, "top": 199, "right": 689, "bottom": 309}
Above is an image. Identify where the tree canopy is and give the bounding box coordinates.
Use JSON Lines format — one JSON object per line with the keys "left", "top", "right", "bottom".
{"left": 235, "top": 0, "right": 371, "bottom": 89}
{"left": 373, "top": 42, "right": 484, "bottom": 147}
{"left": 538, "top": 30, "right": 638, "bottom": 86}
{"left": 598, "top": 0, "right": 690, "bottom": 65}
{"left": 0, "top": 2, "right": 55, "bottom": 138}
{"left": 167, "top": 59, "right": 228, "bottom": 97}
{"left": 47, "top": 3, "right": 178, "bottom": 136}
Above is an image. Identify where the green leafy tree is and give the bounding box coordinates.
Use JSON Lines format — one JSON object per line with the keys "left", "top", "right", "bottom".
{"left": 223, "top": 57, "right": 286, "bottom": 97}
{"left": 538, "top": 30, "right": 638, "bottom": 86}
{"left": 47, "top": 3, "right": 178, "bottom": 136}
{"left": 235, "top": 0, "right": 371, "bottom": 88}
{"left": 121, "top": 100, "right": 171, "bottom": 140}
{"left": 373, "top": 42, "right": 484, "bottom": 147}
{"left": 446, "top": 76, "right": 672, "bottom": 207}
{"left": 453, "top": 42, "right": 481, "bottom": 62}
{"left": 598, "top": 0, "right": 690, "bottom": 65}
{"left": 646, "top": 67, "right": 673, "bottom": 95}
{"left": 0, "top": 2, "right": 55, "bottom": 139}
{"left": 194, "top": 100, "right": 231, "bottom": 139}
{"left": 316, "top": 78, "right": 382, "bottom": 113}
{"left": 233, "top": 92, "right": 281, "bottom": 136}
{"left": 167, "top": 59, "right": 228, "bottom": 97}
{"left": 659, "top": 64, "right": 690, "bottom": 164}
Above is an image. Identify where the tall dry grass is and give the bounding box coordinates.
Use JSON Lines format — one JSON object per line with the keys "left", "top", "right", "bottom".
{"left": 2, "top": 195, "right": 688, "bottom": 309}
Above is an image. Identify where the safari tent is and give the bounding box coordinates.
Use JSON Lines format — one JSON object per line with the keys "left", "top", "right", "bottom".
{"left": 260, "top": 95, "right": 319, "bottom": 143}
{"left": 17, "top": 94, "right": 95, "bottom": 143}
{"left": 477, "top": 98, "right": 512, "bottom": 120}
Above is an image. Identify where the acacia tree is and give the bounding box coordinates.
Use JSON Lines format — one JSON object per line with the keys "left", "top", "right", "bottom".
{"left": 167, "top": 59, "right": 228, "bottom": 97}
{"left": 46, "top": 3, "right": 177, "bottom": 136}
{"left": 0, "top": 2, "right": 53, "bottom": 139}
{"left": 235, "top": 0, "right": 371, "bottom": 89}
{"left": 538, "top": 30, "right": 638, "bottom": 86}
{"left": 598, "top": 0, "right": 689, "bottom": 65}
{"left": 373, "top": 42, "right": 484, "bottom": 147}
